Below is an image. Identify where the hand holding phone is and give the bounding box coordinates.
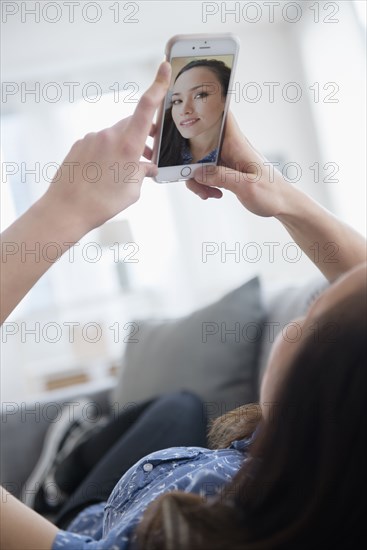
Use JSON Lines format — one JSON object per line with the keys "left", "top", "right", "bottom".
{"left": 186, "top": 109, "right": 288, "bottom": 218}
{"left": 152, "top": 33, "right": 240, "bottom": 183}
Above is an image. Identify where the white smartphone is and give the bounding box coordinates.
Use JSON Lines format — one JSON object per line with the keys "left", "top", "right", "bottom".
{"left": 152, "top": 33, "right": 240, "bottom": 183}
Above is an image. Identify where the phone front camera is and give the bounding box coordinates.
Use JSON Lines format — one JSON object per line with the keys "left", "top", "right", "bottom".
{"left": 192, "top": 46, "right": 195, "bottom": 49}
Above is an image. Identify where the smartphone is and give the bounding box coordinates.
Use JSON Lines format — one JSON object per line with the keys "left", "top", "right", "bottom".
{"left": 152, "top": 33, "right": 240, "bottom": 183}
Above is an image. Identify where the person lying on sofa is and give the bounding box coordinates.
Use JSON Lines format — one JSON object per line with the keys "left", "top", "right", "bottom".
{"left": 1, "top": 60, "right": 366, "bottom": 550}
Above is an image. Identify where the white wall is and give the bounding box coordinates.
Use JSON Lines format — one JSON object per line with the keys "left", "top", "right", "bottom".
{"left": 298, "top": 0, "right": 366, "bottom": 236}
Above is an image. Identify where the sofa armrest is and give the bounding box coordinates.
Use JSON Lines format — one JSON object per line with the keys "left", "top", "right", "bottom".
{"left": 0, "top": 388, "right": 112, "bottom": 499}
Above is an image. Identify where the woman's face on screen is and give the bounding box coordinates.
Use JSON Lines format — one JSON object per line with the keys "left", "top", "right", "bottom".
{"left": 171, "top": 66, "right": 226, "bottom": 140}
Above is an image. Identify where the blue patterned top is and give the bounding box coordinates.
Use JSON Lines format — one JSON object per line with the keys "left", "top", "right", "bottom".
{"left": 52, "top": 438, "right": 251, "bottom": 549}
{"left": 181, "top": 142, "right": 218, "bottom": 164}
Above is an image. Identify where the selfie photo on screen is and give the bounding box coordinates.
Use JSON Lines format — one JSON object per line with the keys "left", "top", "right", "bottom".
{"left": 158, "top": 55, "right": 234, "bottom": 167}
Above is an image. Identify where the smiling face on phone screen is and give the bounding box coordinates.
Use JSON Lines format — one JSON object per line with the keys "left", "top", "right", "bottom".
{"left": 170, "top": 66, "right": 226, "bottom": 140}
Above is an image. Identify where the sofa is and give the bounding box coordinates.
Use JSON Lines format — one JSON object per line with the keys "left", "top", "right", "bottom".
{"left": 0, "top": 275, "right": 327, "bottom": 500}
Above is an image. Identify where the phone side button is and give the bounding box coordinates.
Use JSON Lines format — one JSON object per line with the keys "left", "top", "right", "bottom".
{"left": 180, "top": 166, "right": 192, "bottom": 177}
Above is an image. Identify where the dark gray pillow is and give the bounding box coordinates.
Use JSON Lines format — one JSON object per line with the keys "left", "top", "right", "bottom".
{"left": 111, "top": 277, "right": 264, "bottom": 419}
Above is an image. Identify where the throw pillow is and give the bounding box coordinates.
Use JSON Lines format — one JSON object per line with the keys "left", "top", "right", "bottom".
{"left": 111, "top": 277, "right": 264, "bottom": 420}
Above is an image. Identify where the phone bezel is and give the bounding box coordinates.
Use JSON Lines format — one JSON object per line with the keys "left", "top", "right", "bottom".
{"left": 153, "top": 33, "right": 240, "bottom": 183}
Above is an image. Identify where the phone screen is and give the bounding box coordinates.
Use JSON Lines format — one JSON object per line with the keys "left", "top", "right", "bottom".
{"left": 157, "top": 54, "right": 235, "bottom": 168}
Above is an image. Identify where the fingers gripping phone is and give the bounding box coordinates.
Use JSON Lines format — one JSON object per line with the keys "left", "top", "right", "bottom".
{"left": 152, "top": 33, "right": 240, "bottom": 183}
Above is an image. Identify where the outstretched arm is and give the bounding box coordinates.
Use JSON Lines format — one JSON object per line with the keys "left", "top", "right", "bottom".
{"left": 0, "top": 62, "right": 172, "bottom": 550}
{"left": 186, "top": 112, "right": 367, "bottom": 282}
{"left": 0, "top": 62, "right": 171, "bottom": 325}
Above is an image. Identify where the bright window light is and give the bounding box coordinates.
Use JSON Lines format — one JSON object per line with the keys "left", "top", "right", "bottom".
{"left": 353, "top": 0, "right": 367, "bottom": 30}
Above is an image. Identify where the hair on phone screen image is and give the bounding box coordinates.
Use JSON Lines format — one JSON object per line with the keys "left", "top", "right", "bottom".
{"left": 158, "top": 55, "right": 234, "bottom": 167}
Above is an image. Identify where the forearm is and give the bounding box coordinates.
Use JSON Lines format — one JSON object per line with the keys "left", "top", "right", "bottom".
{"left": 276, "top": 182, "right": 367, "bottom": 282}
{"left": 0, "top": 486, "right": 59, "bottom": 550}
{"left": 0, "top": 193, "right": 89, "bottom": 324}
{"left": 0, "top": 62, "right": 171, "bottom": 327}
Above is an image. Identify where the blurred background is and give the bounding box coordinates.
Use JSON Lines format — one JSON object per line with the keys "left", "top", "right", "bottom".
{"left": 1, "top": 0, "right": 366, "bottom": 401}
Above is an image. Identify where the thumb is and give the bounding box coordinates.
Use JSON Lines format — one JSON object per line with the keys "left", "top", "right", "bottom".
{"left": 193, "top": 165, "right": 250, "bottom": 193}
{"left": 141, "top": 161, "right": 158, "bottom": 179}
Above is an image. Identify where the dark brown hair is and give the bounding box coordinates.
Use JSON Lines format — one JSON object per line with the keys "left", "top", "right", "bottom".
{"left": 135, "top": 280, "right": 367, "bottom": 549}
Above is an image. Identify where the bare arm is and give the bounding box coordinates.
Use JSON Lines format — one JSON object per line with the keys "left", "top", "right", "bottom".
{"left": 275, "top": 186, "right": 367, "bottom": 281}
{"left": 0, "top": 62, "right": 171, "bottom": 325}
{"left": 185, "top": 111, "right": 367, "bottom": 282}
{"left": 0, "top": 196, "right": 89, "bottom": 325}
{"left": 0, "top": 486, "right": 58, "bottom": 550}
{"left": 0, "top": 62, "right": 171, "bottom": 550}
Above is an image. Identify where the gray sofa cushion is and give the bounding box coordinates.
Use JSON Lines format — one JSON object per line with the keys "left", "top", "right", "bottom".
{"left": 111, "top": 277, "right": 264, "bottom": 420}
